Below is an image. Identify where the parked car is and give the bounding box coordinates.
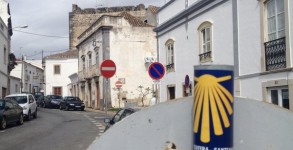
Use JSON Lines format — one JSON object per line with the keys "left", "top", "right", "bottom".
{"left": 0, "top": 99, "right": 24, "bottom": 129}
{"left": 104, "top": 107, "right": 139, "bottom": 131}
{"left": 36, "top": 95, "right": 45, "bottom": 107}
{"left": 43, "top": 95, "right": 63, "bottom": 108}
{"left": 4, "top": 93, "right": 37, "bottom": 121}
{"left": 59, "top": 96, "right": 85, "bottom": 111}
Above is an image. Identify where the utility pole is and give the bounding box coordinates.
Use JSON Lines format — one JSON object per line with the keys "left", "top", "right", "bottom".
{"left": 20, "top": 55, "right": 24, "bottom": 93}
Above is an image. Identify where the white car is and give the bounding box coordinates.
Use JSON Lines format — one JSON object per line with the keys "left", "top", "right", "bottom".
{"left": 5, "top": 93, "right": 37, "bottom": 121}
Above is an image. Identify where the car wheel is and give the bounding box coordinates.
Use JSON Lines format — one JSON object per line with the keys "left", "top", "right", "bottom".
{"left": 0, "top": 117, "right": 7, "bottom": 130}
{"left": 81, "top": 108, "right": 84, "bottom": 111}
{"left": 33, "top": 109, "right": 37, "bottom": 119}
{"left": 18, "top": 114, "right": 24, "bottom": 125}
{"left": 27, "top": 110, "right": 31, "bottom": 121}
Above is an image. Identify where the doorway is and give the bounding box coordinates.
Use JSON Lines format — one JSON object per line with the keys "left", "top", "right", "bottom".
{"left": 268, "top": 86, "right": 289, "bottom": 109}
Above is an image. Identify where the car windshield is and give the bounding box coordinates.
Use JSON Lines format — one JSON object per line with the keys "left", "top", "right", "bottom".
{"left": 67, "top": 97, "right": 80, "bottom": 101}
{"left": 49, "top": 95, "right": 62, "bottom": 99}
{"left": 6, "top": 96, "right": 27, "bottom": 104}
{"left": 0, "top": 100, "right": 4, "bottom": 110}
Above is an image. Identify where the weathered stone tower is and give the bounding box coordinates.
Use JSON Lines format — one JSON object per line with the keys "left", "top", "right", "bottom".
{"left": 69, "top": 4, "right": 158, "bottom": 51}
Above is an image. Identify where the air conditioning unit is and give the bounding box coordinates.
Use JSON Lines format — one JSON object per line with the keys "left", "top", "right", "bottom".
{"left": 144, "top": 57, "right": 150, "bottom": 63}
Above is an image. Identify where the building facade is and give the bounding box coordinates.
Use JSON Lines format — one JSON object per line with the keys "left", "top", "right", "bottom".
{"left": 10, "top": 59, "right": 44, "bottom": 94}
{"left": 155, "top": 0, "right": 293, "bottom": 111}
{"left": 155, "top": 0, "right": 234, "bottom": 102}
{"left": 75, "top": 4, "right": 158, "bottom": 109}
{"left": 237, "top": 0, "right": 293, "bottom": 110}
{"left": 44, "top": 50, "right": 78, "bottom": 96}
{"left": 0, "top": 17, "right": 9, "bottom": 98}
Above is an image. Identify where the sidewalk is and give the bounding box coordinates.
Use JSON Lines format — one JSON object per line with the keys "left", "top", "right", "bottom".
{"left": 85, "top": 107, "right": 116, "bottom": 115}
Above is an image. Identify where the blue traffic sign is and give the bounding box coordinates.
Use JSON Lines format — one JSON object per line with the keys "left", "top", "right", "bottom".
{"left": 148, "top": 62, "right": 165, "bottom": 80}
{"left": 185, "top": 75, "right": 190, "bottom": 87}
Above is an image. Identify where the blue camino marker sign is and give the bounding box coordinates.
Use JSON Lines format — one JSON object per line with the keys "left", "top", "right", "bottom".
{"left": 148, "top": 62, "right": 165, "bottom": 80}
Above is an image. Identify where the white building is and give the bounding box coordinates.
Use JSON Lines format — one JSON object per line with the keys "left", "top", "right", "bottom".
{"left": 76, "top": 5, "right": 158, "bottom": 109}
{"left": 10, "top": 59, "right": 44, "bottom": 94}
{"left": 9, "top": 75, "right": 20, "bottom": 94}
{"left": 237, "top": 0, "right": 293, "bottom": 110}
{"left": 0, "top": 16, "right": 9, "bottom": 98}
{"left": 155, "top": 0, "right": 234, "bottom": 102}
{"left": 155, "top": 0, "right": 293, "bottom": 111}
{"left": 44, "top": 50, "right": 78, "bottom": 96}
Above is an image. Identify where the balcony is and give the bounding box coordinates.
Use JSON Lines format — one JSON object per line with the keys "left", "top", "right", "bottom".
{"left": 264, "top": 37, "right": 286, "bottom": 71}
{"left": 166, "top": 63, "right": 174, "bottom": 71}
{"left": 199, "top": 51, "right": 212, "bottom": 62}
{"left": 84, "top": 64, "right": 100, "bottom": 79}
{"left": 78, "top": 71, "right": 85, "bottom": 82}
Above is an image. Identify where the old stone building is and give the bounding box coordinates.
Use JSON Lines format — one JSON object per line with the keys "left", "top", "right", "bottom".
{"left": 71, "top": 4, "right": 159, "bottom": 109}
{"left": 69, "top": 4, "right": 157, "bottom": 51}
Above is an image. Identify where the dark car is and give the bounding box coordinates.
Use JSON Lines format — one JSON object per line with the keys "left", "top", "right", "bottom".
{"left": 36, "top": 95, "right": 45, "bottom": 107}
{"left": 59, "top": 96, "right": 85, "bottom": 111}
{"left": 43, "top": 95, "right": 63, "bottom": 108}
{"left": 104, "top": 107, "right": 139, "bottom": 131}
{"left": 0, "top": 99, "right": 24, "bottom": 129}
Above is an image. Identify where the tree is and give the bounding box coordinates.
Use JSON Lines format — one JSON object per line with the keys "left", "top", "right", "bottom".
{"left": 8, "top": 53, "right": 17, "bottom": 73}
{"left": 136, "top": 85, "right": 152, "bottom": 107}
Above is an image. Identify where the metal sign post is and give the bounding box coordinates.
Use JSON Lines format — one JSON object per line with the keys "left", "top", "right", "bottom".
{"left": 100, "top": 59, "right": 116, "bottom": 117}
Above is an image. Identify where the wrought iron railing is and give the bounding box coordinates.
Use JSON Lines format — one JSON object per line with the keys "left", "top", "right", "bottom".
{"left": 166, "top": 63, "right": 174, "bottom": 70}
{"left": 264, "top": 37, "right": 286, "bottom": 71}
{"left": 199, "top": 51, "right": 211, "bottom": 62}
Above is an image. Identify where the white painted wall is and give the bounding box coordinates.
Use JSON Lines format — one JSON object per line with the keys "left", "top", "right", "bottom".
{"left": 88, "top": 97, "right": 293, "bottom": 150}
{"left": 9, "top": 76, "right": 20, "bottom": 94}
{"left": 157, "top": 1, "right": 233, "bottom": 102}
{"left": 0, "top": 16, "right": 8, "bottom": 97}
{"left": 238, "top": 0, "right": 262, "bottom": 76}
{"left": 158, "top": 0, "right": 186, "bottom": 24}
{"left": 45, "top": 59, "right": 78, "bottom": 96}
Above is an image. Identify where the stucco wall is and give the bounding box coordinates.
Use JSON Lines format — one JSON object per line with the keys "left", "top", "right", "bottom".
{"left": 158, "top": 0, "right": 233, "bottom": 102}
{"left": 88, "top": 97, "right": 293, "bottom": 150}
{"left": 237, "top": 0, "right": 262, "bottom": 76}
{"left": 45, "top": 59, "right": 78, "bottom": 96}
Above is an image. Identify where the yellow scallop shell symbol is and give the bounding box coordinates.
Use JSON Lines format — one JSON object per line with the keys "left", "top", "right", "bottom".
{"left": 193, "top": 74, "right": 233, "bottom": 143}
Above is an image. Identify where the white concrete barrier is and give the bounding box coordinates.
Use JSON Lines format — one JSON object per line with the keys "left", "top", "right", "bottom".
{"left": 88, "top": 97, "right": 293, "bottom": 150}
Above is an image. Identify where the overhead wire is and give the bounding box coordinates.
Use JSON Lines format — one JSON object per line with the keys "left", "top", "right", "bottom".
{"left": 13, "top": 29, "right": 69, "bottom": 38}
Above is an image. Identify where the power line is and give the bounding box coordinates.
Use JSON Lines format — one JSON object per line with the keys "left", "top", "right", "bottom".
{"left": 14, "top": 29, "right": 69, "bottom": 38}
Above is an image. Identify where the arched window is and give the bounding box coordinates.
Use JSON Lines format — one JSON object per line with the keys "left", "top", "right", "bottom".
{"left": 198, "top": 21, "right": 213, "bottom": 62}
{"left": 165, "top": 39, "right": 175, "bottom": 71}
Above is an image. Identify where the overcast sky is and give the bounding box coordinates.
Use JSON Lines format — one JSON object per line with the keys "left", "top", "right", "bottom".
{"left": 7, "top": 0, "right": 165, "bottom": 59}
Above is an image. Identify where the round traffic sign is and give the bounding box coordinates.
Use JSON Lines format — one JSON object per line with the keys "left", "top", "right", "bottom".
{"left": 148, "top": 62, "right": 165, "bottom": 80}
{"left": 100, "top": 59, "right": 116, "bottom": 78}
{"left": 115, "top": 81, "right": 123, "bottom": 88}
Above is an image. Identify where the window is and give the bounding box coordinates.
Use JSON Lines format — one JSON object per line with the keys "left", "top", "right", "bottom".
{"left": 198, "top": 21, "right": 212, "bottom": 62}
{"left": 4, "top": 46, "right": 6, "bottom": 65}
{"left": 266, "top": 0, "right": 285, "bottom": 41}
{"left": 88, "top": 53, "right": 92, "bottom": 67}
{"left": 54, "top": 65, "right": 60, "bottom": 74}
{"left": 263, "top": 0, "right": 286, "bottom": 71}
{"left": 268, "top": 87, "right": 289, "bottom": 109}
{"left": 94, "top": 46, "right": 100, "bottom": 65}
{"left": 81, "top": 56, "right": 85, "bottom": 70}
{"left": 165, "top": 39, "right": 175, "bottom": 71}
{"left": 53, "top": 87, "right": 62, "bottom": 96}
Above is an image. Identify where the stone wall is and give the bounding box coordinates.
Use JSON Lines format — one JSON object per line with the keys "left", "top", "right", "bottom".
{"left": 69, "top": 4, "right": 155, "bottom": 51}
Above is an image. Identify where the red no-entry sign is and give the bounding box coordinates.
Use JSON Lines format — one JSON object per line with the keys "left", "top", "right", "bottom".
{"left": 115, "top": 81, "right": 123, "bottom": 88}
{"left": 100, "top": 59, "right": 116, "bottom": 78}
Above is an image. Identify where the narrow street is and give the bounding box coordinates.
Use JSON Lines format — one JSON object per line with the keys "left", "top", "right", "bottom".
{"left": 0, "top": 108, "right": 109, "bottom": 150}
